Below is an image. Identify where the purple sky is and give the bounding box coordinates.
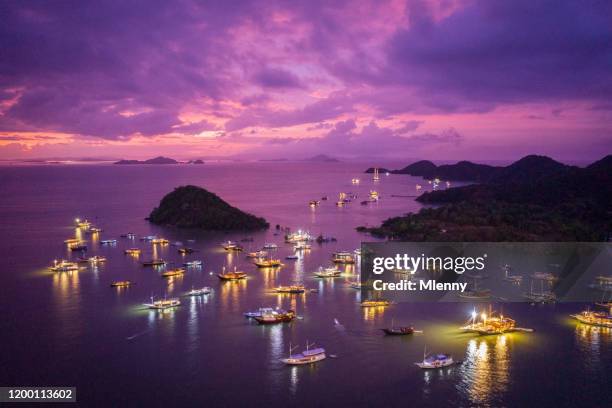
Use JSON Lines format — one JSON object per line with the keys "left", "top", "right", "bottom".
{"left": 1, "top": 0, "right": 611, "bottom": 161}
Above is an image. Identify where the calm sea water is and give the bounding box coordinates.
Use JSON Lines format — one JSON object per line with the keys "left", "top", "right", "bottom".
{"left": 0, "top": 162, "right": 610, "bottom": 407}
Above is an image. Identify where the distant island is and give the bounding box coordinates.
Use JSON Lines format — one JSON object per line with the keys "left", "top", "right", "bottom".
{"left": 148, "top": 185, "right": 269, "bottom": 230}
{"left": 358, "top": 155, "right": 612, "bottom": 241}
{"left": 304, "top": 154, "right": 340, "bottom": 162}
{"left": 364, "top": 155, "right": 575, "bottom": 182}
{"left": 187, "top": 159, "right": 205, "bottom": 164}
{"left": 115, "top": 156, "right": 178, "bottom": 165}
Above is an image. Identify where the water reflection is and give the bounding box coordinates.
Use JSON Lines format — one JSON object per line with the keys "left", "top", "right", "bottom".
{"left": 362, "top": 306, "right": 386, "bottom": 322}
{"left": 458, "top": 336, "right": 510, "bottom": 406}
{"left": 219, "top": 279, "right": 248, "bottom": 313}
{"left": 574, "top": 322, "right": 611, "bottom": 369}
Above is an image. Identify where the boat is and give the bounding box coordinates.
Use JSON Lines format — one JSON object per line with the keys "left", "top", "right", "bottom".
{"left": 349, "top": 281, "right": 366, "bottom": 289}
{"left": 274, "top": 285, "right": 306, "bottom": 294}
{"left": 351, "top": 178, "right": 360, "bottom": 185}
{"left": 321, "top": 196, "right": 328, "bottom": 201}
{"left": 361, "top": 299, "right": 391, "bottom": 307}
{"left": 64, "top": 238, "right": 80, "bottom": 244}
{"left": 244, "top": 307, "right": 281, "bottom": 319}
{"left": 286, "top": 254, "right": 299, "bottom": 260}
{"left": 120, "top": 232, "right": 136, "bottom": 239}
{"left": 460, "top": 308, "right": 520, "bottom": 335}
{"left": 88, "top": 255, "right": 107, "bottom": 263}
{"left": 69, "top": 244, "right": 87, "bottom": 252}
{"left": 354, "top": 248, "right": 362, "bottom": 256}
{"left": 313, "top": 266, "right": 341, "bottom": 278}
{"left": 336, "top": 192, "right": 347, "bottom": 206}
{"left": 100, "top": 239, "right": 117, "bottom": 245}
{"left": 382, "top": 320, "right": 415, "bottom": 335}
{"left": 75, "top": 218, "right": 91, "bottom": 229}
{"left": 253, "top": 258, "right": 283, "bottom": 268}
{"left": 183, "top": 260, "right": 203, "bottom": 267}
{"left": 309, "top": 200, "right": 320, "bottom": 208}
{"left": 142, "top": 259, "right": 167, "bottom": 267}
{"left": 415, "top": 349, "right": 455, "bottom": 369}
{"left": 151, "top": 238, "right": 169, "bottom": 245}
{"left": 222, "top": 241, "right": 242, "bottom": 251}
{"left": 186, "top": 286, "right": 212, "bottom": 296}
{"left": 110, "top": 280, "right": 133, "bottom": 287}
{"left": 588, "top": 276, "right": 612, "bottom": 292}
{"left": 246, "top": 250, "right": 267, "bottom": 258}
{"left": 571, "top": 309, "right": 612, "bottom": 328}
{"left": 369, "top": 190, "right": 379, "bottom": 200}
{"left": 280, "top": 342, "right": 326, "bottom": 365}
{"left": 373, "top": 168, "right": 380, "bottom": 181}
{"left": 285, "top": 231, "right": 312, "bottom": 243}
{"left": 140, "top": 235, "right": 157, "bottom": 241}
{"left": 262, "top": 243, "right": 278, "bottom": 249}
{"left": 124, "top": 248, "right": 141, "bottom": 255}
{"left": 332, "top": 251, "right": 355, "bottom": 264}
{"left": 524, "top": 273, "right": 557, "bottom": 303}
{"left": 253, "top": 309, "right": 296, "bottom": 324}
{"left": 502, "top": 264, "right": 522, "bottom": 283}
{"left": 49, "top": 260, "right": 79, "bottom": 272}
{"left": 144, "top": 296, "right": 181, "bottom": 310}
{"left": 217, "top": 267, "right": 247, "bottom": 281}
{"left": 161, "top": 268, "right": 185, "bottom": 278}
{"left": 458, "top": 289, "right": 492, "bottom": 300}
{"left": 88, "top": 227, "right": 102, "bottom": 233}
{"left": 178, "top": 247, "right": 195, "bottom": 254}
{"left": 315, "top": 234, "right": 336, "bottom": 243}
{"left": 293, "top": 242, "right": 311, "bottom": 251}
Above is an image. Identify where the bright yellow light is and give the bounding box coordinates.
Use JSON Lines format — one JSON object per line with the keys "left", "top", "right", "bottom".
{"left": 481, "top": 313, "right": 487, "bottom": 321}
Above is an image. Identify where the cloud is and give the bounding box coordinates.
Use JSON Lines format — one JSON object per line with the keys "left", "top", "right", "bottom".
{"left": 253, "top": 67, "right": 304, "bottom": 89}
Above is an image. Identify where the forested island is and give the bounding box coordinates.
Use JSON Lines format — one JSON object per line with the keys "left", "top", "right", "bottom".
{"left": 358, "top": 155, "right": 612, "bottom": 241}
{"left": 148, "top": 185, "right": 269, "bottom": 230}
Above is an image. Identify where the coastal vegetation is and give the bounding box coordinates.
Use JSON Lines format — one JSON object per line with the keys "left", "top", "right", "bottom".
{"left": 115, "top": 156, "right": 179, "bottom": 165}
{"left": 148, "top": 185, "right": 269, "bottom": 230}
{"left": 359, "top": 155, "right": 612, "bottom": 241}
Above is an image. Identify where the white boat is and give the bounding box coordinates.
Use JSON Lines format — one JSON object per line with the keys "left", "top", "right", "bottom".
{"left": 262, "top": 243, "right": 278, "bottom": 249}
{"left": 100, "top": 239, "right": 117, "bottom": 245}
{"left": 280, "top": 342, "right": 326, "bottom": 365}
{"left": 244, "top": 307, "right": 280, "bottom": 319}
{"left": 183, "top": 260, "right": 203, "bottom": 267}
{"left": 144, "top": 297, "right": 181, "bottom": 310}
{"left": 314, "top": 266, "right": 341, "bottom": 278}
{"left": 286, "top": 254, "right": 299, "bottom": 260}
{"left": 49, "top": 260, "right": 79, "bottom": 272}
{"left": 415, "top": 348, "right": 455, "bottom": 369}
{"left": 293, "top": 242, "right": 312, "bottom": 251}
{"left": 186, "top": 287, "right": 212, "bottom": 296}
{"left": 88, "top": 255, "right": 107, "bottom": 263}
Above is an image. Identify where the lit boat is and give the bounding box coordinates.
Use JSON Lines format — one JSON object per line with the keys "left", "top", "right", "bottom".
{"left": 64, "top": 238, "right": 80, "bottom": 244}
{"left": 274, "top": 285, "right": 306, "bottom": 294}
{"left": 140, "top": 235, "right": 157, "bottom": 241}
{"left": 285, "top": 231, "right": 312, "bottom": 243}
{"left": 124, "top": 248, "right": 141, "bottom": 255}
{"left": 69, "top": 244, "right": 87, "bottom": 252}
{"left": 373, "top": 168, "right": 380, "bottom": 181}
{"left": 309, "top": 200, "right": 320, "bottom": 208}
{"left": 120, "top": 232, "right": 136, "bottom": 239}
{"left": 49, "top": 260, "right": 79, "bottom": 272}
{"left": 144, "top": 297, "right": 180, "bottom": 310}
{"left": 186, "top": 286, "right": 212, "bottom": 296}
{"left": 459, "top": 308, "right": 528, "bottom": 335}
{"left": 349, "top": 281, "right": 366, "bottom": 289}
{"left": 415, "top": 350, "right": 455, "bottom": 369}
{"left": 88, "top": 255, "right": 107, "bottom": 263}
{"left": 151, "top": 238, "right": 169, "bottom": 245}
{"left": 332, "top": 251, "right": 355, "bottom": 264}
{"left": 253, "top": 258, "right": 283, "bottom": 268}
{"left": 75, "top": 218, "right": 91, "bottom": 229}
{"left": 280, "top": 342, "right": 326, "bottom": 365}
{"left": 183, "top": 260, "right": 203, "bottom": 267}
{"left": 313, "top": 266, "right": 341, "bottom": 278}
{"left": 100, "top": 239, "right": 117, "bottom": 245}
{"left": 178, "top": 247, "right": 195, "bottom": 254}
{"left": 293, "top": 242, "right": 311, "bottom": 251}
{"left": 253, "top": 309, "right": 296, "bottom": 324}
{"left": 360, "top": 299, "right": 391, "bottom": 307}
{"left": 369, "top": 190, "right": 379, "bottom": 200}
{"left": 336, "top": 192, "right": 347, "bottom": 206}
{"left": 286, "top": 254, "right": 299, "bottom": 260}
{"left": 351, "top": 178, "right": 360, "bottom": 185}
{"left": 217, "top": 267, "right": 247, "bottom": 281}
{"left": 223, "top": 241, "right": 244, "bottom": 251}
{"left": 244, "top": 307, "right": 283, "bottom": 319}
{"left": 161, "top": 268, "right": 185, "bottom": 278}
{"left": 89, "top": 227, "right": 103, "bottom": 233}
{"left": 571, "top": 309, "right": 612, "bottom": 328}
{"left": 262, "top": 243, "right": 278, "bottom": 249}
{"left": 110, "top": 280, "right": 133, "bottom": 287}
{"left": 142, "top": 259, "right": 167, "bottom": 267}
{"left": 246, "top": 250, "right": 267, "bottom": 258}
